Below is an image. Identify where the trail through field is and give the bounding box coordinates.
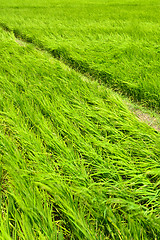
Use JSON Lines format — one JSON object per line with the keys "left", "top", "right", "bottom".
{"left": 0, "top": 22, "right": 159, "bottom": 132}
{"left": 125, "top": 101, "right": 160, "bottom": 132}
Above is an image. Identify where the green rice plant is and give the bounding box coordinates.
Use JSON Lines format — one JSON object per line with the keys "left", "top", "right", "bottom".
{"left": 0, "top": 29, "right": 160, "bottom": 239}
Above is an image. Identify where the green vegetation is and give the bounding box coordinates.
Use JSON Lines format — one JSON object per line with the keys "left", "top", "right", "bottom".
{"left": 0, "top": 27, "right": 160, "bottom": 239}
{"left": 0, "top": 0, "right": 160, "bottom": 239}
{"left": 0, "top": 0, "right": 160, "bottom": 108}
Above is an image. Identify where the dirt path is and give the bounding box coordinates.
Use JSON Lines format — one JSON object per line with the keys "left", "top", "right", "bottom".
{"left": 126, "top": 101, "right": 160, "bottom": 132}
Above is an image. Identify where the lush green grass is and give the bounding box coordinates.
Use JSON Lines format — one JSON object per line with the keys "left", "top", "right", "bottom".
{"left": 0, "top": 0, "right": 160, "bottom": 109}
{"left": 0, "top": 28, "right": 160, "bottom": 239}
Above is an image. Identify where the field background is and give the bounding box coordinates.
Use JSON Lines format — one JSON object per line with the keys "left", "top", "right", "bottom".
{"left": 0, "top": 0, "right": 160, "bottom": 108}
{"left": 0, "top": 0, "right": 160, "bottom": 239}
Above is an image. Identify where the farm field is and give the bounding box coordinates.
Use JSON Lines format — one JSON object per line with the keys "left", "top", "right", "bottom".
{"left": 0, "top": 0, "right": 160, "bottom": 108}
{"left": 0, "top": 1, "right": 160, "bottom": 240}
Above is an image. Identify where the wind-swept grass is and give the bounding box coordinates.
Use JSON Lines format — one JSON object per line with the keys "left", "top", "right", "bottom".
{"left": 0, "top": 0, "right": 160, "bottom": 108}
{"left": 0, "top": 29, "right": 160, "bottom": 239}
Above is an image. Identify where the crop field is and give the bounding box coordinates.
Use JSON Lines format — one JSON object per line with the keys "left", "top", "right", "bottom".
{"left": 0, "top": 0, "right": 160, "bottom": 239}
{"left": 0, "top": 0, "right": 160, "bottom": 108}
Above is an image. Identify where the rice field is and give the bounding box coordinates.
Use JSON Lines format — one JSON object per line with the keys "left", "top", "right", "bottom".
{"left": 0, "top": 0, "right": 160, "bottom": 108}
{"left": 0, "top": 0, "right": 160, "bottom": 239}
